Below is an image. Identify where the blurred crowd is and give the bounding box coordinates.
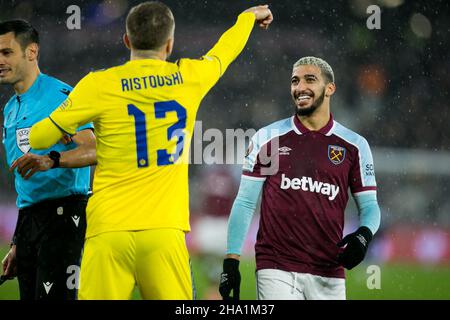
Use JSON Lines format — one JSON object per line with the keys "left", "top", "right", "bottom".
{"left": 1, "top": 0, "right": 449, "bottom": 230}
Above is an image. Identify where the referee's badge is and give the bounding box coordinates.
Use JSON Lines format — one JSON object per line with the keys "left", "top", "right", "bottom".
{"left": 16, "top": 127, "right": 31, "bottom": 153}
{"left": 328, "top": 145, "right": 346, "bottom": 165}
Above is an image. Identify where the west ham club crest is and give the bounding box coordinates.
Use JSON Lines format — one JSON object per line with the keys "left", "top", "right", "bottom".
{"left": 328, "top": 145, "right": 346, "bottom": 165}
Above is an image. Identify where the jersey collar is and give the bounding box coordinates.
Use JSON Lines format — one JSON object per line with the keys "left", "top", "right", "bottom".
{"left": 16, "top": 73, "right": 44, "bottom": 101}
{"left": 292, "top": 113, "right": 335, "bottom": 136}
{"left": 125, "top": 58, "right": 167, "bottom": 65}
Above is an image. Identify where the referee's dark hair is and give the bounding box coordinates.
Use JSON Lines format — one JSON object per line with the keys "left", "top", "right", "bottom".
{"left": 126, "top": 1, "right": 174, "bottom": 50}
{"left": 0, "top": 19, "right": 39, "bottom": 51}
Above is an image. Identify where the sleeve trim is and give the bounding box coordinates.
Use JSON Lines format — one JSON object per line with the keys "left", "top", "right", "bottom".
{"left": 76, "top": 127, "right": 95, "bottom": 133}
{"left": 353, "top": 188, "right": 377, "bottom": 196}
{"left": 207, "top": 54, "right": 222, "bottom": 76}
{"left": 48, "top": 116, "right": 75, "bottom": 136}
{"left": 242, "top": 174, "right": 266, "bottom": 181}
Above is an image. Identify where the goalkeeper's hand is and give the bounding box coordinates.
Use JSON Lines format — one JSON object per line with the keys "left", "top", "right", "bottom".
{"left": 337, "top": 226, "right": 373, "bottom": 270}
{"left": 219, "top": 258, "right": 241, "bottom": 300}
{"left": 243, "top": 5, "right": 273, "bottom": 30}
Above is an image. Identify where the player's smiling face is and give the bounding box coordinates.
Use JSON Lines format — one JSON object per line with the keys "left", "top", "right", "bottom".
{"left": 0, "top": 32, "right": 27, "bottom": 85}
{"left": 290, "top": 65, "right": 327, "bottom": 116}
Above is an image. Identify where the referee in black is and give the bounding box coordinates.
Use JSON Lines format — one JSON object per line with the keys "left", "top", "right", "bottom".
{"left": 1, "top": 20, "right": 96, "bottom": 299}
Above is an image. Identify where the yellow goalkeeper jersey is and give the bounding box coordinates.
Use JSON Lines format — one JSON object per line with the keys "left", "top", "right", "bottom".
{"left": 30, "top": 12, "right": 256, "bottom": 238}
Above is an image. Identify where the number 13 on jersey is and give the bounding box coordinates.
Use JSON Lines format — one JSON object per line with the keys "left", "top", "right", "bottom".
{"left": 127, "top": 100, "right": 187, "bottom": 168}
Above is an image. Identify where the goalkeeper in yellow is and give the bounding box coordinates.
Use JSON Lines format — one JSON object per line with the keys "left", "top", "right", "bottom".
{"left": 29, "top": 2, "right": 273, "bottom": 299}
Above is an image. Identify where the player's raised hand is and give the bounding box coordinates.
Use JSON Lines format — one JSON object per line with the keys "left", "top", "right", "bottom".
{"left": 219, "top": 258, "right": 241, "bottom": 300}
{"left": 243, "top": 4, "right": 273, "bottom": 29}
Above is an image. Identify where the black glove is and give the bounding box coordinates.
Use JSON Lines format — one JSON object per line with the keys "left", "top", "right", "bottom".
{"left": 337, "top": 226, "right": 373, "bottom": 270}
{"left": 219, "top": 258, "right": 240, "bottom": 300}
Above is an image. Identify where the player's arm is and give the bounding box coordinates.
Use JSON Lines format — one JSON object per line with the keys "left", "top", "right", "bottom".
{"left": 11, "top": 129, "right": 96, "bottom": 179}
{"left": 206, "top": 5, "right": 273, "bottom": 77}
{"left": 1, "top": 212, "right": 24, "bottom": 280}
{"left": 29, "top": 117, "right": 64, "bottom": 149}
{"left": 337, "top": 193, "right": 381, "bottom": 270}
{"left": 355, "top": 192, "right": 381, "bottom": 235}
{"left": 58, "top": 129, "right": 97, "bottom": 167}
{"left": 30, "top": 72, "right": 100, "bottom": 150}
{"left": 219, "top": 176, "right": 264, "bottom": 300}
{"left": 226, "top": 176, "right": 264, "bottom": 257}
{"left": 337, "top": 138, "right": 380, "bottom": 269}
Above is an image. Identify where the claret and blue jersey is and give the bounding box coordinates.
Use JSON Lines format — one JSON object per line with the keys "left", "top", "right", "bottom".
{"left": 1, "top": 73, "right": 92, "bottom": 208}
{"left": 243, "top": 114, "right": 377, "bottom": 278}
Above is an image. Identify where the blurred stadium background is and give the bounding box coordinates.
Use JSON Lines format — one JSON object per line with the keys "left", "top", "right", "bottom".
{"left": 1, "top": 0, "right": 449, "bottom": 299}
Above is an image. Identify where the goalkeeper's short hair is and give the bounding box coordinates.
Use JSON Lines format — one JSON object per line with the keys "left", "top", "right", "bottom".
{"left": 293, "top": 56, "right": 335, "bottom": 84}
{"left": 126, "top": 1, "right": 174, "bottom": 51}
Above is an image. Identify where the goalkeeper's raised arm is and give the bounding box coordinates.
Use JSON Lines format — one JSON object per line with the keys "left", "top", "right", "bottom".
{"left": 30, "top": 5, "right": 273, "bottom": 151}
{"left": 27, "top": 2, "right": 275, "bottom": 300}
{"left": 206, "top": 5, "right": 273, "bottom": 77}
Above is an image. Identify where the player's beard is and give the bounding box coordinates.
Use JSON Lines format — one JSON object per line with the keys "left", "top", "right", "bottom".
{"left": 294, "top": 87, "right": 326, "bottom": 117}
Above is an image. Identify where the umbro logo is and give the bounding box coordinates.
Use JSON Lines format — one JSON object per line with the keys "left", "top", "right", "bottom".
{"left": 43, "top": 282, "right": 53, "bottom": 294}
{"left": 72, "top": 215, "right": 80, "bottom": 227}
{"left": 278, "top": 146, "right": 292, "bottom": 155}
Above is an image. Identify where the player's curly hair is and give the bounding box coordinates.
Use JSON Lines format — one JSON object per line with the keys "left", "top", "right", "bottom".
{"left": 293, "top": 56, "right": 335, "bottom": 84}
